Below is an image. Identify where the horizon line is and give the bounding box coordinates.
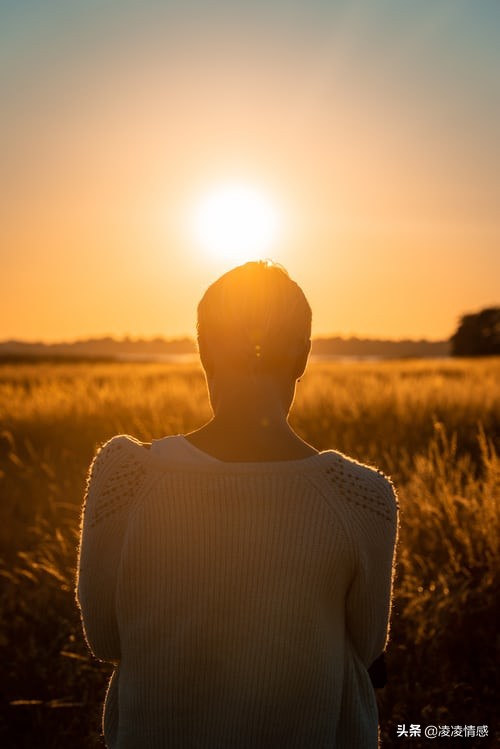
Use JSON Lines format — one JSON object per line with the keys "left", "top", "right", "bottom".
{"left": 0, "top": 333, "right": 450, "bottom": 345}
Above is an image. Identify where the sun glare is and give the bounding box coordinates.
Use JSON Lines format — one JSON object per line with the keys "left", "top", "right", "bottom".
{"left": 191, "top": 182, "right": 282, "bottom": 263}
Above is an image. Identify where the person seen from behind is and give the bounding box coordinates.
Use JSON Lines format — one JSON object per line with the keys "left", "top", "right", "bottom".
{"left": 77, "top": 260, "right": 399, "bottom": 748}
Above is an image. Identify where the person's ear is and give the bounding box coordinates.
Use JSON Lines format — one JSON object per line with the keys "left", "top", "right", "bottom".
{"left": 197, "top": 336, "right": 214, "bottom": 378}
{"left": 294, "top": 339, "right": 311, "bottom": 380}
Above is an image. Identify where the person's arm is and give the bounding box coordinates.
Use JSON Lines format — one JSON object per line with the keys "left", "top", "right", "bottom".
{"left": 345, "top": 472, "right": 399, "bottom": 669}
{"left": 76, "top": 435, "right": 145, "bottom": 662}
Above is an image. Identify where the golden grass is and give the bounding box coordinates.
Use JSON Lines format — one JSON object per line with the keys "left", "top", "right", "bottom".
{"left": 0, "top": 357, "right": 498, "bottom": 747}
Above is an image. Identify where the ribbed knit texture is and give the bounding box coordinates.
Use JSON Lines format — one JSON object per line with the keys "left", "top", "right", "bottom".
{"left": 77, "top": 435, "right": 398, "bottom": 749}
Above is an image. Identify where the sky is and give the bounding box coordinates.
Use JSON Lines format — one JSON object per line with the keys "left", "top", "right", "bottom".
{"left": 1, "top": 0, "right": 499, "bottom": 342}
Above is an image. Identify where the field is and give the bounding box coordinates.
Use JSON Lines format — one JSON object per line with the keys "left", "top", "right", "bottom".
{"left": 0, "top": 357, "right": 498, "bottom": 748}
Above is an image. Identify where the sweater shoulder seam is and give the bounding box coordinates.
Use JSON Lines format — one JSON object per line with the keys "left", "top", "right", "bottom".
{"left": 308, "top": 453, "right": 398, "bottom": 525}
{"left": 84, "top": 435, "right": 150, "bottom": 528}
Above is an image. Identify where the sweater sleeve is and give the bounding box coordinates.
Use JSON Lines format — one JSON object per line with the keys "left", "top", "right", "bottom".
{"left": 76, "top": 435, "right": 146, "bottom": 662}
{"left": 345, "top": 471, "right": 399, "bottom": 668}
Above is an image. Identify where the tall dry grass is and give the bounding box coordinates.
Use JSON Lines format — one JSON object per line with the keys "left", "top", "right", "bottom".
{"left": 0, "top": 357, "right": 498, "bottom": 747}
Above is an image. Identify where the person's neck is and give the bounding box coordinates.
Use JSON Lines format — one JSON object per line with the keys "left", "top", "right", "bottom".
{"left": 186, "top": 420, "right": 316, "bottom": 462}
{"left": 185, "top": 376, "right": 317, "bottom": 462}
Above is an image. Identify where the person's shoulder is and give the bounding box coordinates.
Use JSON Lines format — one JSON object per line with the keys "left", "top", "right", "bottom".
{"left": 84, "top": 435, "right": 151, "bottom": 525}
{"left": 318, "top": 449, "right": 398, "bottom": 521}
{"left": 89, "top": 434, "right": 150, "bottom": 477}
{"left": 98, "top": 433, "right": 148, "bottom": 455}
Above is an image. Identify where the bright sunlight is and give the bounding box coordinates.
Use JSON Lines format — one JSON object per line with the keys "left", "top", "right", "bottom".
{"left": 191, "top": 182, "right": 282, "bottom": 263}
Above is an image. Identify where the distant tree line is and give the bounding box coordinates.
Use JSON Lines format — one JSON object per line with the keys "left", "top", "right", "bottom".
{"left": 451, "top": 307, "right": 500, "bottom": 356}
{"left": 311, "top": 337, "right": 449, "bottom": 358}
{"left": 1, "top": 309, "right": 499, "bottom": 360}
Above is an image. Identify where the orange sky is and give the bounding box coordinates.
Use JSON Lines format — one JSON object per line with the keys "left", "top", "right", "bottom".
{"left": 1, "top": 1, "right": 499, "bottom": 342}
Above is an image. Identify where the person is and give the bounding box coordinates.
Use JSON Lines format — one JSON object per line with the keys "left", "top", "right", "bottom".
{"left": 77, "top": 260, "right": 398, "bottom": 748}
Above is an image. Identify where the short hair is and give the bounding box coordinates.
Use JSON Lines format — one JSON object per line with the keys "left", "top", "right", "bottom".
{"left": 197, "top": 260, "right": 312, "bottom": 372}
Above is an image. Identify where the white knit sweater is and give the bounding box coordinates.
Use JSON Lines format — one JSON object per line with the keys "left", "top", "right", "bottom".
{"left": 77, "top": 435, "right": 398, "bottom": 749}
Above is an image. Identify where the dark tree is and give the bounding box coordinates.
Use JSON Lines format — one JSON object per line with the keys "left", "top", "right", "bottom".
{"left": 451, "top": 307, "right": 500, "bottom": 356}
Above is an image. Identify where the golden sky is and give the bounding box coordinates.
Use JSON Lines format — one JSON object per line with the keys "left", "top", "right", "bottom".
{"left": 1, "top": 0, "right": 499, "bottom": 342}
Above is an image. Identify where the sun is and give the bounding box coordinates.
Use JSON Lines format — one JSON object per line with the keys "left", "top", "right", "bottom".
{"left": 191, "top": 182, "right": 282, "bottom": 263}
